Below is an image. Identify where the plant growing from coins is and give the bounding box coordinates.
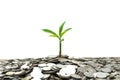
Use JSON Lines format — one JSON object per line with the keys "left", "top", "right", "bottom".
{"left": 42, "top": 21, "right": 72, "bottom": 57}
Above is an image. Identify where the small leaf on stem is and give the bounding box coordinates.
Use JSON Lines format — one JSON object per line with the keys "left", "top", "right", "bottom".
{"left": 42, "top": 29, "right": 59, "bottom": 38}
{"left": 59, "top": 21, "right": 66, "bottom": 35}
{"left": 60, "top": 28, "right": 72, "bottom": 37}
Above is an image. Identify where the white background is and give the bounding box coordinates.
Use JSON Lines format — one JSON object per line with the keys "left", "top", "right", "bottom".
{"left": 0, "top": 0, "right": 120, "bottom": 59}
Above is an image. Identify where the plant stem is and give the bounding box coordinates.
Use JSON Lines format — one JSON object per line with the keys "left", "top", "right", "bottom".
{"left": 59, "top": 39, "right": 62, "bottom": 57}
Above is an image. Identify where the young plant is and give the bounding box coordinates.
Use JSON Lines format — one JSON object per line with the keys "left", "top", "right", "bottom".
{"left": 42, "top": 21, "right": 72, "bottom": 57}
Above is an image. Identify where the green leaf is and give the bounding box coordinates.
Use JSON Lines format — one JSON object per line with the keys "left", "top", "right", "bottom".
{"left": 59, "top": 21, "right": 66, "bottom": 35}
{"left": 60, "top": 28, "right": 72, "bottom": 37}
{"left": 49, "top": 35, "right": 59, "bottom": 38}
{"left": 42, "top": 29, "right": 59, "bottom": 38}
